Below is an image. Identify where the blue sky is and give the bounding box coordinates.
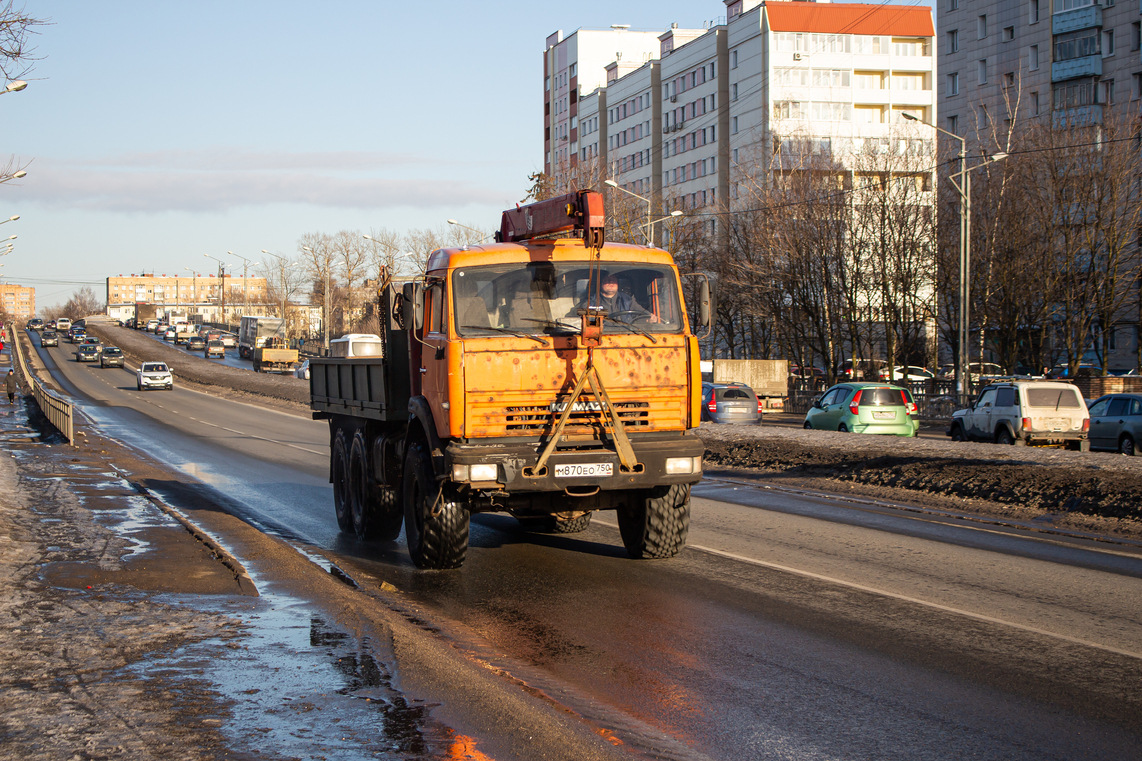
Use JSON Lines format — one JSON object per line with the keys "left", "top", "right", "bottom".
{"left": 4, "top": 1, "right": 926, "bottom": 307}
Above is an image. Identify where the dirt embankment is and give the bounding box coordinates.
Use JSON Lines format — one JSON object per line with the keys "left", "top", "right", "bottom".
{"left": 700, "top": 423, "right": 1142, "bottom": 537}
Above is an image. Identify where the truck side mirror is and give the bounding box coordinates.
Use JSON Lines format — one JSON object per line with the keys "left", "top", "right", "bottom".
{"left": 402, "top": 282, "right": 425, "bottom": 332}
{"left": 698, "top": 278, "right": 711, "bottom": 329}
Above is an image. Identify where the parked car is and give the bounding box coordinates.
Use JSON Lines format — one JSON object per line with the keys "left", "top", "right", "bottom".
{"left": 947, "top": 380, "right": 1089, "bottom": 449}
{"left": 804, "top": 382, "right": 919, "bottom": 436}
{"left": 136, "top": 362, "right": 174, "bottom": 391}
{"left": 99, "top": 346, "right": 125, "bottom": 368}
{"left": 295, "top": 358, "right": 311, "bottom": 380}
{"left": 185, "top": 335, "right": 206, "bottom": 351}
{"left": 204, "top": 339, "right": 225, "bottom": 359}
{"left": 938, "top": 362, "right": 1007, "bottom": 381}
{"left": 74, "top": 344, "right": 100, "bottom": 363}
{"left": 889, "top": 365, "right": 936, "bottom": 382}
{"left": 40, "top": 330, "right": 59, "bottom": 347}
{"left": 27, "top": 318, "right": 44, "bottom": 331}
{"left": 837, "top": 359, "right": 888, "bottom": 382}
{"left": 1086, "top": 393, "right": 1142, "bottom": 455}
{"left": 701, "top": 381, "right": 761, "bottom": 424}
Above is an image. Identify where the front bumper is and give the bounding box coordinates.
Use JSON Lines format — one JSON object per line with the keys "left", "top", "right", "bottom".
{"left": 139, "top": 375, "right": 172, "bottom": 388}
{"left": 445, "top": 431, "right": 705, "bottom": 493}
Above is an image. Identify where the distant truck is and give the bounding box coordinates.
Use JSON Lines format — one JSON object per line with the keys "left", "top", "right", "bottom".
{"left": 253, "top": 336, "right": 298, "bottom": 374}
{"left": 238, "top": 316, "right": 286, "bottom": 360}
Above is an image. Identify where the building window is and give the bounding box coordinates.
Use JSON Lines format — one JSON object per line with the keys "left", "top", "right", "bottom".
{"left": 1003, "top": 26, "right": 1015, "bottom": 42}
{"left": 947, "top": 29, "right": 959, "bottom": 53}
{"left": 978, "top": 59, "right": 988, "bottom": 84}
{"left": 949, "top": 0, "right": 958, "bottom": 9}
{"left": 732, "top": 82, "right": 738, "bottom": 101}
{"left": 946, "top": 71, "right": 959, "bottom": 95}
{"left": 978, "top": 104, "right": 989, "bottom": 130}
{"left": 1100, "top": 78, "right": 1115, "bottom": 104}
{"left": 1031, "top": 90, "right": 1040, "bottom": 114}
{"left": 732, "top": 116, "right": 739, "bottom": 134}
{"left": 1028, "top": 0, "right": 1040, "bottom": 23}
{"left": 731, "top": 49, "right": 738, "bottom": 69}
{"left": 977, "top": 15, "right": 987, "bottom": 39}
{"left": 1055, "top": 29, "right": 1100, "bottom": 62}
{"left": 1029, "top": 44, "right": 1039, "bottom": 70}
{"left": 1103, "top": 29, "right": 1115, "bottom": 57}
{"left": 1134, "top": 73, "right": 1142, "bottom": 99}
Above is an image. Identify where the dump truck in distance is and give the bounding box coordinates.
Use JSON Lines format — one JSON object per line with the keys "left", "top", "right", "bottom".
{"left": 309, "top": 190, "right": 710, "bottom": 569}
{"left": 238, "top": 316, "right": 286, "bottom": 360}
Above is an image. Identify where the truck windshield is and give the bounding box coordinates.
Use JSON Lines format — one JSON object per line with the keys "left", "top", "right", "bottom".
{"left": 452, "top": 261, "right": 684, "bottom": 337}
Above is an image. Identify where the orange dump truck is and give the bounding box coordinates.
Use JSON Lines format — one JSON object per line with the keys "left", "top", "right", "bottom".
{"left": 309, "top": 191, "right": 710, "bottom": 569}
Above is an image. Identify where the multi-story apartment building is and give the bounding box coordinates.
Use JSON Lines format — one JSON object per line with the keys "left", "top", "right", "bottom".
{"left": 941, "top": 0, "right": 1138, "bottom": 136}
{"left": 544, "top": 27, "right": 662, "bottom": 179}
{"left": 0, "top": 282, "right": 34, "bottom": 319}
{"left": 548, "top": 0, "right": 936, "bottom": 224}
{"left": 105, "top": 273, "right": 268, "bottom": 323}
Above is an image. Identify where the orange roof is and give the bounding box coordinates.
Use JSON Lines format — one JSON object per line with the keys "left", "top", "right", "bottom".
{"left": 765, "top": 3, "right": 934, "bottom": 37}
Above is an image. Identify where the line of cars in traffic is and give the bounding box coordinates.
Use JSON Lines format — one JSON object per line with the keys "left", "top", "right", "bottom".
{"left": 28, "top": 316, "right": 175, "bottom": 391}
{"left": 140, "top": 318, "right": 234, "bottom": 360}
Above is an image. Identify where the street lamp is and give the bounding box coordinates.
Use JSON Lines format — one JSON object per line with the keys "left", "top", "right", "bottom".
{"left": 226, "top": 250, "right": 252, "bottom": 318}
{"left": 603, "top": 180, "right": 680, "bottom": 247}
{"left": 0, "top": 215, "right": 18, "bottom": 225}
{"left": 184, "top": 267, "right": 198, "bottom": 316}
{"left": 902, "top": 112, "right": 1007, "bottom": 400}
{"left": 2, "top": 81, "right": 27, "bottom": 94}
{"left": 204, "top": 253, "right": 228, "bottom": 325}
{"left": 638, "top": 210, "right": 684, "bottom": 242}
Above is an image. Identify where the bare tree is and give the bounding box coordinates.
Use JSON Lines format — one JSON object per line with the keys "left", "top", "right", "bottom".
{"left": 63, "top": 286, "right": 103, "bottom": 318}
{"left": 0, "top": 2, "right": 46, "bottom": 184}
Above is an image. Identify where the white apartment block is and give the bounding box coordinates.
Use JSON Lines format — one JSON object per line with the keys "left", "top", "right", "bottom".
{"left": 544, "top": 27, "right": 662, "bottom": 177}
{"left": 546, "top": 1, "right": 936, "bottom": 224}
{"left": 941, "top": 0, "right": 1139, "bottom": 135}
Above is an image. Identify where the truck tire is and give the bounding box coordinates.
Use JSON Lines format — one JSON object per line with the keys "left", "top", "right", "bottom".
{"left": 331, "top": 429, "right": 352, "bottom": 532}
{"left": 949, "top": 422, "right": 965, "bottom": 442}
{"left": 402, "top": 441, "right": 468, "bottom": 569}
{"left": 617, "top": 484, "right": 690, "bottom": 559}
{"left": 349, "top": 430, "right": 402, "bottom": 541}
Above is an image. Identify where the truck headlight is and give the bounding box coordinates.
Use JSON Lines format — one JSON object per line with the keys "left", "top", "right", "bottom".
{"left": 665, "top": 456, "right": 701, "bottom": 475}
{"left": 452, "top": 463, "right": 499, "bottom": 482}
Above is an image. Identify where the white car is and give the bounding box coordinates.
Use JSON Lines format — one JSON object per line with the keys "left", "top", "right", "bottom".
{"left": 137, "top": 362, "right": 174, "bottom": 391}
{"left": 295, "top": 359, "right": 311, "bottom": 380}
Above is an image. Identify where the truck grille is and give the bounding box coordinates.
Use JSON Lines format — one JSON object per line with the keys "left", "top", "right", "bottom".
{"left": 468, "top": 396, "right": 653, "bottom": 437}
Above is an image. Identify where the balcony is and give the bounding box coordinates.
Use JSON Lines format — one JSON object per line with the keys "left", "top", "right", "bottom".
{"left": 1052, "top": 5, "right": 1102, "bottom": 35}
{"left": 1052, "top": 54, "right": 1102, "bottom": 82}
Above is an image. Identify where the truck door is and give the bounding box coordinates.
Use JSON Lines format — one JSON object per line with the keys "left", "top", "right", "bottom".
{"left": 420, "top": 280, "right": 450, "bottom": 439}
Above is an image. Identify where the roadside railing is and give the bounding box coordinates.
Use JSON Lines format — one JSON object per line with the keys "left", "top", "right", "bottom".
{"left": 9, "top": 323, "right": 74, "bottom": 443}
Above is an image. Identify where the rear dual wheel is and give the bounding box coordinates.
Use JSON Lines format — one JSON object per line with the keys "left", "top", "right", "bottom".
{"left": 347, "top": 430, "right": 402, "bottom": 541}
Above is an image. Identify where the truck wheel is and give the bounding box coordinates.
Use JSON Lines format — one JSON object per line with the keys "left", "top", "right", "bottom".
{"left": 402, "top": 441, "right": 468, "bottom": 569}
{"left": 617, "top": 484, "right": 690, "bottom": 559}
{"left": 331, "top": 429, "right": 352, "bottom": 532}
{"left": 349, "top": 430, "right": 402, "bottom": 541}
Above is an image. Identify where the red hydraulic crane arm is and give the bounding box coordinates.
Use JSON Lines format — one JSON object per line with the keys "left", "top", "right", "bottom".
{"left": 497, "top": 190, "right": 605, "bottom": 248}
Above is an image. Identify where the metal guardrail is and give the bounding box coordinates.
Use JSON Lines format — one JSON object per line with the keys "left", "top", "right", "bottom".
{"left": 9, "top": 323, "right": 74, "bottom": 443}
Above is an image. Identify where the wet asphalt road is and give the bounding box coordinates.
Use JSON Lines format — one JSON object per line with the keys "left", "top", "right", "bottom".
{"left": 33, "top": 332, "right": 1142, "bottom": 760}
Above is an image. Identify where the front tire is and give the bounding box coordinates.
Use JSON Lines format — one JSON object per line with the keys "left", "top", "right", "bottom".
{"left": 949, "top": 423, "right": 966, "bottom": 442}
{"left": 402, "top": 441, "right": 468, "bottom": 569}
{"left": 617, "top": 484, "right": 690, "bottom": 559}
{"left": 803, "top": 420, "right": 813, "bottom": 430}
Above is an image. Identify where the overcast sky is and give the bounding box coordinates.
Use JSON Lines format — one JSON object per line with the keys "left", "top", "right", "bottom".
{"left": 4, "top": 1, "right": 916, "bottom": 307}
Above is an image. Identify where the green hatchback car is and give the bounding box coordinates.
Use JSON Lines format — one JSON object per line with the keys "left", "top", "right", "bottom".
{"left": 804, "top": 382, "right": 920, "bottom": 436}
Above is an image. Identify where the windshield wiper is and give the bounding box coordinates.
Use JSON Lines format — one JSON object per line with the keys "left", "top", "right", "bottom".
{"left": 517, "top": 316, "right": 579, "bottom": 333}
{"left": 460, "top": 324, "right": 547, "bottom": 345}
{"left": 604, "top": 314, "right": 658, "bottom": 343}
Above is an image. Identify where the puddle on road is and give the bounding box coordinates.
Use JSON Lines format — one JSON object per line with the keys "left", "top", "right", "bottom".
{"left": 141, "top": 592, "right": 467, "bottom": 760}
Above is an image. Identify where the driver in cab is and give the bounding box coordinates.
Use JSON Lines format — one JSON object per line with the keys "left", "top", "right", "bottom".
{"left": 581, "top": 272, "right": 659, "bottom": 323}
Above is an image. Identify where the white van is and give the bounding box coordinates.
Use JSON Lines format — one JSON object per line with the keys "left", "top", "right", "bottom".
{"left": 328, "top": 333, "right": 384, "bottom": 358}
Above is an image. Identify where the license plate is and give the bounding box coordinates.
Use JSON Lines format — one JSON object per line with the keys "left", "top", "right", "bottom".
{"left": 554, "top": 462, "right": 613, "bottom": 478}
{"left": 872, "top": 410, "right": 896, "bottom": 420}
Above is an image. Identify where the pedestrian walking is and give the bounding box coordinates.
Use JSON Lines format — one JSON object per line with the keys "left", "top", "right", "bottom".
{"left": 5, "top": 369, "right": 16, "bottom": 404}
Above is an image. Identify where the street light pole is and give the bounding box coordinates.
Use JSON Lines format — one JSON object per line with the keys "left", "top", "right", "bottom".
{"left": 604, "top": 179, "right": 654, "bottom": 246}
{"left": 227, "top": 251, "right": 252, "bottom": 319}
{"left": 203, "top": 253, "right": 227, "bottom": 325}
{"left": 184, "top": 267, "right": 197, "bottom": 317}
{"left": 902, "top": 113, "right": 1006, "bottom": 401}
{"left": 638, "top": 210, "right": 684, "bottom": 242}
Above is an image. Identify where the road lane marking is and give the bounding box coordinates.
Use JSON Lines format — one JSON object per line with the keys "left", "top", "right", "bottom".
{"left": 184, "top": 416, "right": 325, "bottom": 456}
{"left": 592, "top": 516, "right": 1142, "bottom": 661}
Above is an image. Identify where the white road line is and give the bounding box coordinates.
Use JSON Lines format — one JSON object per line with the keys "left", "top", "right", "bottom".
{"left": 593, "top": 516, "right": 1142, "bottom": 661}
